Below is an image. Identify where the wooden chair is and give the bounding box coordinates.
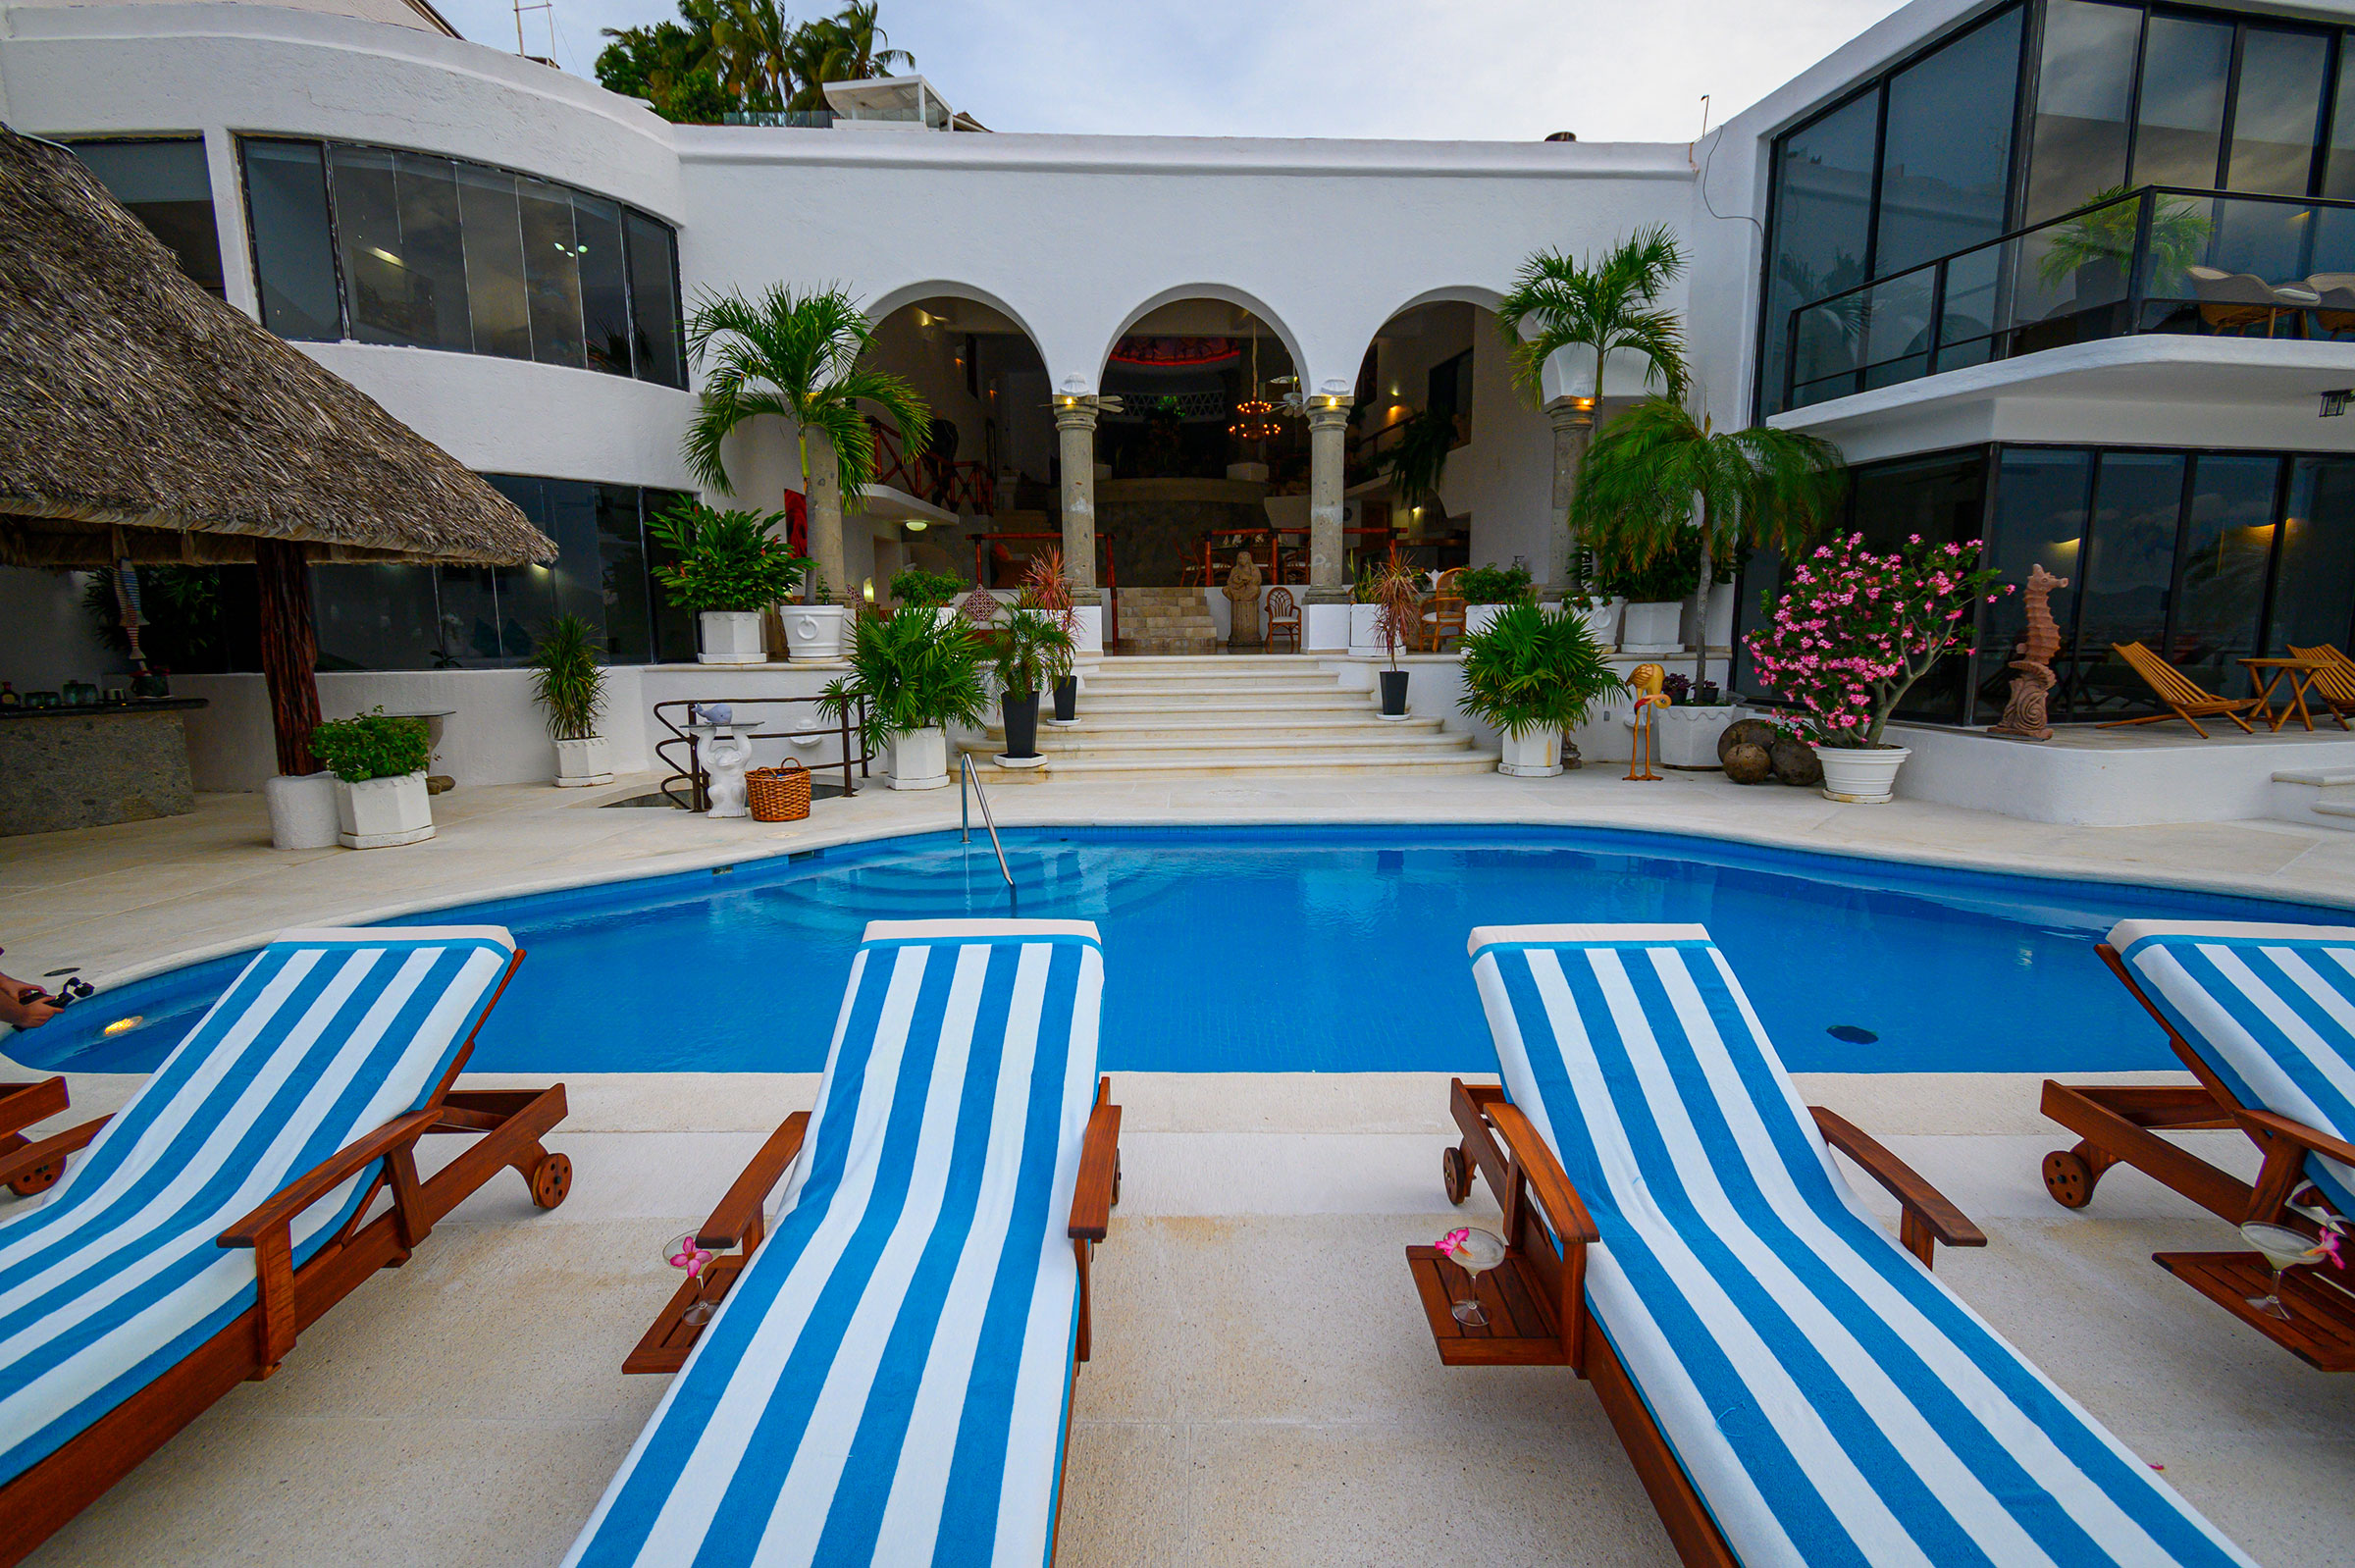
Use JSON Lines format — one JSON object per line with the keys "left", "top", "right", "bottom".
{"left": 2287, "top": 644, "right": 2355, "bottom": 725}
{"left": 1426, "top": 923, "right": 2249, "bottom": 1567}
{"left": 588, "top": 918, "right": 1121, "bottom": 1566}
{"left": 1416, "top": 567, "right": 1465, "bottom": 652}
{"left": 1264, "top": 586, "right": 1300, "bottom": 652}
{"left": 0, "top": 926, "right": 569, "bottom": 1563}
{"left": 2042, "top": 920, "right": 2355, "bottom": 1369}
{"left": 2102, "top": 640, "right": 2265, "bottom": 736}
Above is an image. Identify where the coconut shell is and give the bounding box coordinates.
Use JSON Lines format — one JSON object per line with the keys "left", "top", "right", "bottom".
{"left": 1718, "top": 717, "right": 1780, "bottom": 767}
{"left": 1770, "top": 736, "right": 1824, "bottom": 787}
{"left": 1722, "top": 743, "right": 1773, "bottom": 785}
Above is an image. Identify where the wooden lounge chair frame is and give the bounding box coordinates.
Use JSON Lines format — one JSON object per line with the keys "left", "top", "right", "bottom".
{"left": 1419, "top": 1077, "right": 1983, "bottom": 1567}
{"left": 2286, "top": 644, "right": 2355, "bottom": 727}
{"left": 0, "top": 950, "right": 571, "bottom": 1565}
{"left": 2100, "top": 640, "right": 2266, "bottom": 736}
{"left": 2040, "top": 943, "right": 2355, "bottom": 1369}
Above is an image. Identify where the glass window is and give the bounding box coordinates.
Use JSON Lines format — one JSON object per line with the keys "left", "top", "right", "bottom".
{"left": 596, "top": 484, "right": 654, "bottom": 663}
{"left": 393, "top": 151, "right": 472, "bottom": 352}
{"left": 518, "top": 178, "right": 586, "bottom": 370}
{"left": 240, "top": 138, "right": 340, "bottom": 340}
{"left": 644, "top": 490, "right": 699, "bottom": 663}
{"left": 1979, "top": 448, "right": 2094, "bottom": 722}
{"left": 574, "top": 195, "right": 633, "bottom": 378}
{"left": 433, "top": 566, "right": 504, "bottom": 665}
{"left": 457, "top": 165, "right": 533, "bottom": 360}
{"left": 67, "top": 139, "right": 225, "bottom": 298}
{"left": 309, "top": 564, "right": 444, "bottom": 670}
{"left": 2075, "top": 451, "right": 2189, "bottom": 717}
{"left": 1873, "top": 8, "right": 2022, "bottom": 276}
{"left": 2324, "top": 46, "right": 2355, "bottom": 201}
{"left": 1846, "top": 450, "right": 1990, "bottom": 722}
{"left": 2169, "top": 454, "right": 2280, "bottom": 695}
{"left": 2025, "top": 0, "right": 2143, "bottom": 223}
{"left": 626, "top": 211, "right": 684, "bottom": 389}
{"left": 1762, "top": 90, "right": 1880, "bottom": 413}
{"left": 2130, "top": 14, "right": 2232, "bottom": 191}
{"left": 326, "top": 144, "right": 407, "bottom": 345}
{"left": 2226, "top": 27, "right": 2330, "bottom": 197}
{"left": 2272, "top": 457, "right": 2355, "bottom": 653}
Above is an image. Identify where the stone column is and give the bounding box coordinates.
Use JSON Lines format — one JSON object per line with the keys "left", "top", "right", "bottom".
{"left": 1056, "top": 399, "right": 1099, "bottom": 593}
{"left": 1305, "top": 397, "right": 1353, "bottom": 602}
{"left": 805, "top": 425, "right": 846, "bottom": 603}
{"left": 1546, "top": 395, "right": 1596, "bottom": 594}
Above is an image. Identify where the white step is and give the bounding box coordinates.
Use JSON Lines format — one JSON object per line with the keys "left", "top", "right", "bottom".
{"left": 1079, "top": 679, "right": 1351, "bottom": 699}
{"left": 2268, "top": 768, "right": 2355, "bottom": 831}
{"left": 988, "top": 750, "right": 1500, "bottom": 780}
{"left": 1006, "top": 713, "right": 1448, "bottom": 741}
{"left": 1077, "top": 694, "right": 1378, "bottom": 715}
{"left": 973, "top": 730, "right": 1473, "bottom": 760}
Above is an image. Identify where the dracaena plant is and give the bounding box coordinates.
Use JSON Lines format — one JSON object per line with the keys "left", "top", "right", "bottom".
{"left": 527, "top": 614, "right": 606, "bottom": 741}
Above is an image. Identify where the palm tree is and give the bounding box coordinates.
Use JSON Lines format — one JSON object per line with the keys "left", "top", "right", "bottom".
{"left": 1494, "top": 227, "right": 1691, "bottom": 592}
{"left": 1570, "top": 397, "right": 1846, "bottom": 683}
{"left": 701, "top": 0, "right": 795, "bottom": 111}
{"left": 784, "top": 2, "right": 915, "bottom": 109}
{"left": 683, "top": 285, "right": 930, "bottom": 604}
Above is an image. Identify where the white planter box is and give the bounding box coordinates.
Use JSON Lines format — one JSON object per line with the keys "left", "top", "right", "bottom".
{"left": 783, "top": 604, "right": 850, "bottom": 661}
{"left": 263, "top": 770, "right": 340, "bottom": 850}
{"left": 1497, "top": 726, "right": 1564, "bottom": 777}
{"left": 1654, "top": 705, "right": 1745, "bottom": 770}
{"left": 698, "top": 609, "right": 767, "bottom": 665}
{"left": 334, "top": 770, "right": 434, "bottom": 849}
{"left": 888, "top": 727, "right": 951, "bottom": 790}
{"left": 1814, "top": 743, "right": 1911, "bottom": 804}
{"left": 552, "top": 735, "right": 613, "bottom": 787}
{"left": 1070, "top": 603, "right": 1105, "bottom": 655}
{"left": 1464, "top": 603, "right": 1507, "bottom": 640}
{"left": 1573, "top": 597, "right": 1624, "bottom": 648}
{"left": 1347, "top": 602, "right": 1384, "bottom": 656}
{"left": 1620, "top": 600, "right": 1685, "bottom": 653}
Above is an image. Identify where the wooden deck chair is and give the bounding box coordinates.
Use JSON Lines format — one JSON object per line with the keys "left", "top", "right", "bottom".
{"left": 1264, "top": 586, "right": 1300, "bottom": 652}
{"left": 2101, "top": 641, "right": 2266, "bottom": 736}
{"left": 0, "top": 925, "right": 569, "bottom": 1565}
{"left": 2042, "top": 919, "right": 2355, "bottom": 1368}
{"left": 572, "top": 918, "right": 1121, "bottom": 1568}
{"left": 2286, "top": 644, "right": 2355, "bottom": 726}
{"left": 1432, "top": 922, "right": 2254, "bottom": 1567}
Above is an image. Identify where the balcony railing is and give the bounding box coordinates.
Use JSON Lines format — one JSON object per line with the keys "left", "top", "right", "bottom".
{"left": 1783, "top": 185, "right": 2355, "bottom": 410}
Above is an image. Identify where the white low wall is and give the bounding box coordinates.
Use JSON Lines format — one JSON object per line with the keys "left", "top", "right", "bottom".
{"left": 1887, "top": 722, "right": 2355, "bottom": 826}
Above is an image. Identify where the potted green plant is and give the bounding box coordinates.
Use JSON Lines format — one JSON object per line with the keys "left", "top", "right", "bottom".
{"left": 1604, "top": 542, "right": 1701, "bottom": 654}
{"left": 889, "top": 565, "right": 966, "bottom": 615}
{"left": 2036, "top": 186, "right": 2210, "bottom": 304}
{"left": 309, "top": 709, "right": 434, "bottom": 848}
{"left": 1369, "top": 554, "right": 1424, "bottom": 717}
{"left": 989, "top": 605, "right": 1076, "bottom": 764}
{"left": 1458, "top": 603, "right": 1625, "bottom": 776}
{"left": 816, "top": 604, "right": 988, "bottom": 790}
{"left": 528, "top": 614, "right": 611, "bottom": 787}
{"left": 648, "top": 500, "right": 808, "bottom": 664}
{"left": 1347, "top": 558, "right": 1387, "bottom": 655}
{"left": 1455, "top": 562, "right": 1534, "bottom": 639}
{"left": 1022, "top": 550, "right": 1082, "bottom": 722}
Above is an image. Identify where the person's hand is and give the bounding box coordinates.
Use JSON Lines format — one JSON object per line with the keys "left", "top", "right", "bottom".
{"left": 0, "top": 987, "right": 61, "bottom": 1030}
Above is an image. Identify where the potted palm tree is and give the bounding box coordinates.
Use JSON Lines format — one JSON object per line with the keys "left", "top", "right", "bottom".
{"left": 647, "top": 501, "right": 808, "bottom": 663}
{"left": 682, "top": 284, "right": 929, "bottom": 660}
{"left": 1458, "top": 603, "right": 1625, "bottom": 776}
{"left": 1370, "top": 554, "right": 1423, "bottom": 717}
{"left": 528, "top": 614, "right": 611, "bottom": 786}
{"left": 309, "top": 709, "right": 434, "bottom": 849}
{"left": 990, "top": 606, "right": 1076, "bottom": 763}
{"left": 815, "top": 604, "right": 987, "bottom": 790}
{"left": 1496, "top": 226, "right": 1690, "bottom": 592}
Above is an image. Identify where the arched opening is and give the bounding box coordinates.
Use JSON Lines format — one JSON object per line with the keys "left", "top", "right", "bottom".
{"left": 855, "top": 290, "right": 1055, "bottom": 603}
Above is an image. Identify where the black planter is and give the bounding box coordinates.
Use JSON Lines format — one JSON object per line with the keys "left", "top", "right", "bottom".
{"left": 1053, "top": 675, "right": 1077, "bottom": 722}
{"left": 1001, "top": 690, "right": 1041, "bottom": 758}
{"left": 1379, "top": 669, "right": 1410, "bottom": 716}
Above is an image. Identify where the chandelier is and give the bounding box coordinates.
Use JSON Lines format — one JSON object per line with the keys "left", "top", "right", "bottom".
{"left": 1228, "top": 396, "right": 1280, "bottom": 443}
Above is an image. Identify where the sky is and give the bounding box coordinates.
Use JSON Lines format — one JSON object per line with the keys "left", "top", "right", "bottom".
{"left": 428, "top": 0, "right": 1914, "bottom": 142}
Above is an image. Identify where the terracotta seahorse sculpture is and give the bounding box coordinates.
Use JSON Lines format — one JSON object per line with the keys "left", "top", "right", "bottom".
{"left": 1990, "top": 563, "right": 2068, "bottom": 741}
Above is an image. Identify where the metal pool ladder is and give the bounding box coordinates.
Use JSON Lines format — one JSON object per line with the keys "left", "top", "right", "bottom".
{"left": 961, "top": 753, "right": 1013, "bottom": 889}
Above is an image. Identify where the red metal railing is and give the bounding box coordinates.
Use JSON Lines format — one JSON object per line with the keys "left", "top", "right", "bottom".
{"left": 968, "top": 530, "right": 1121, "bottom": 648}
{"left": 867, "top": 418, "right": 995, "bottom": 513}
{"left": 1194, "top": 526, "right": 1395, "bottom": 588}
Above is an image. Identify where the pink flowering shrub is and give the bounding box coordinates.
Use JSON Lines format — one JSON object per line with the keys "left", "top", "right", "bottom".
{"left": 1746, "top": 533, "right": 2011, "bottom": 749}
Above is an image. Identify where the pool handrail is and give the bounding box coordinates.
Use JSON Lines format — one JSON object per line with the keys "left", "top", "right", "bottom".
{"left": 961, "top": 751, "right": 1013, "bottom": 889}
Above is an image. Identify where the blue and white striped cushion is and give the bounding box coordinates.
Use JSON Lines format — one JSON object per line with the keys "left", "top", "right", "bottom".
{"left": 0, "top": 924, "right": 517, "bottom": 1484}
{"left": 1470, "top": 922, "right": 2253, "bottom": 1568}
{"left": 2112, "top": 918, "right": 2355, "bottom": 1211}
{"left": 566, "top": 917, "right": 1104, "bottom": 1568}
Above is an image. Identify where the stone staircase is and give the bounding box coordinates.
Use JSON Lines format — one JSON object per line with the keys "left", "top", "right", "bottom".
{"left": 963, "top": 654, "right": 1498, "bottom": 780}
{"left": 2272, "top": 766, "right": 2355, "bottom": 829}
{"left": 1115, "top": 588, "right": 1219, "bottom": 654}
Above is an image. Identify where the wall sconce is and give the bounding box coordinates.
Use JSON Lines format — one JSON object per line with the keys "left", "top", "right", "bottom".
{"left": 905, "top": 518, "right": 928, "bottom": 532}
{"left": 862, "top": 577, "right": 876, "bottom": 602}
{"left": 1571, "top": 395, "right": 1597, "bottom": 412}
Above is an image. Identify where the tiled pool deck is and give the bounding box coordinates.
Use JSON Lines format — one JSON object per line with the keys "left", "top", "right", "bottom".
{"left": 7, "top": 767, "right": 2355, "bottom": 1565}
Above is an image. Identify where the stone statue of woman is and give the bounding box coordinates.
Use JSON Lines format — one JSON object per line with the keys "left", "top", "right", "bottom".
{"left": 1224, "top": 549, "right": 1264, "bottom": 650}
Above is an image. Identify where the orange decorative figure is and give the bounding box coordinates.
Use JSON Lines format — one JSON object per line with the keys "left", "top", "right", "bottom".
{"left": 1626, "top": 663, "right": 1668, "bottom": 782}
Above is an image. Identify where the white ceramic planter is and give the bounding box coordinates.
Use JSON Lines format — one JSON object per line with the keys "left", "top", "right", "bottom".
{"left": 552, "top": 735, "right": 613, "bottom": 787}
{"left": 1347, "top": 603, "right": 1384, "bottom": 656}
{"left": 1497, "top": 726, "right": 1564, "bottom": 777}
{"left": 334, "top": 770, "right": 434, "bottom": 849}
{"left": 697, "top": 609, "right": 767, "bottom": 665}
{"left": 263, "top": 770, "right": 340, "bottom": 850}
{"left": 1620, "top": 600, "right": 1684, "bottom": 653}
{"left": 1464, "top": 603, "right": 1507, "bottom": 640}
{"left": 1813, "top": 743, "right": 1911, "bottom": 804}
{"left": 1070, "top": 603, "right": 1105, "bottom": 655}
{"left": 783, "top": 603, "right": 850, "bottom": 661}
{"left": 1573, "top": 597, "right": 1625, "bottom": 648}
{"left": 1654, "top": 705, "right": 1744, "bottom": 769}
{"left": 888, "top": 727, "right": 951, "bottom": 790}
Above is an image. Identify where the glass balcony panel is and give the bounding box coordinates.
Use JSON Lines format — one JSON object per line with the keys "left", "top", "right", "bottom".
{"left": 1788, "top": 298, "right": 1863, "bottom": 405}
{"left": 1859, "top": 268, "right": 1936, "bottom": 376}
{"left": 1940, "top": 245, "right": 2001, "bottom": 350}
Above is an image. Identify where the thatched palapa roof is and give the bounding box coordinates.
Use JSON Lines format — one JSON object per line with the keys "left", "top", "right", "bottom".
{"left": 0, "top": 124, "right": 555, "bottom": 569}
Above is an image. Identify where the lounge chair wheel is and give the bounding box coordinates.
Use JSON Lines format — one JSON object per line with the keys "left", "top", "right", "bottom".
{"left": 2041, "top": 1149, "right": 2098, "bottom": 1209}
{"left": 7, "top": 1158, "right": 61, "bottom": 1196}
{"left": 1442, "top": 1143, "right": 1470, "bottom": 1206}
{"left": 529, "top": 1151, "right": 573, "bottom": 1210}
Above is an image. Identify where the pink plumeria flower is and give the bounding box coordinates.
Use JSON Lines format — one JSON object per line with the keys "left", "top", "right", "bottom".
{"left": 1437, "top": 1227, "right": 1471, "bottom": 1259}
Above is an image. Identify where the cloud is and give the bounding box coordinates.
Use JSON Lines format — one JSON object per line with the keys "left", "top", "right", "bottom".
{"left": 429, "top": 0, "right": 1910, "bottom": 141}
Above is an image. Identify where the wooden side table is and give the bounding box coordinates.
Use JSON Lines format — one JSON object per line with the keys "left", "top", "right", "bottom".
{"left": 2237, "top": 657, "right": 2330, "bottom": 732}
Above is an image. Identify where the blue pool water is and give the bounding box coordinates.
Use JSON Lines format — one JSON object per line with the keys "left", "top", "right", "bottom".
{"left": 19, "top": 824, "right": 2351, "bottom": 1076}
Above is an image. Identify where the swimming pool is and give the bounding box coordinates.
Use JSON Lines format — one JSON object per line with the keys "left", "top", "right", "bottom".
{"left": 20, "top": 823, "right": 2351, "bottom": 1076}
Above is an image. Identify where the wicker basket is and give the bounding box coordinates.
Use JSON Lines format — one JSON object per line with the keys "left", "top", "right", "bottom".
{"left": 745, "top": 761, "right": 811, "bottom": 822}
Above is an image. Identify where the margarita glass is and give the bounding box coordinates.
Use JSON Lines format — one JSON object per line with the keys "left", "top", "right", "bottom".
{"left": 2238, "top": 1222, "right": 2327, "bottom": 1321}
{"left": 664, "top": 1231, "right": 718, "bottom": 1327}
{"left": 1437, "top": 1227, "right": 1509, "bottom": 1327}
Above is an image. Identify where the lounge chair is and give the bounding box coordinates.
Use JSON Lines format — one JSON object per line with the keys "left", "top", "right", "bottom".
{"left": 1417, "top": 566, "right": 1466, "bottom": 652}
{"left": 1432, "top": 922, "right": 2253, "bottom": 1566}
{"left": 2285, "top": 643, "right": 2355, "bottom": 726}
{"left": 0, "top": 925, "right": 570, "bottom": 1562}
{"left": 2184, "top": 265, "right": 2316, "bottom": 336}
{"left": 2043, "top": 919, "right": 2355, "bottom": 1367}
{"left": 568, "top": 917, "right": 1121, "bottom": 1568}
{"left": 2101, "top": 640, "right": 2266, "bottom": 736}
